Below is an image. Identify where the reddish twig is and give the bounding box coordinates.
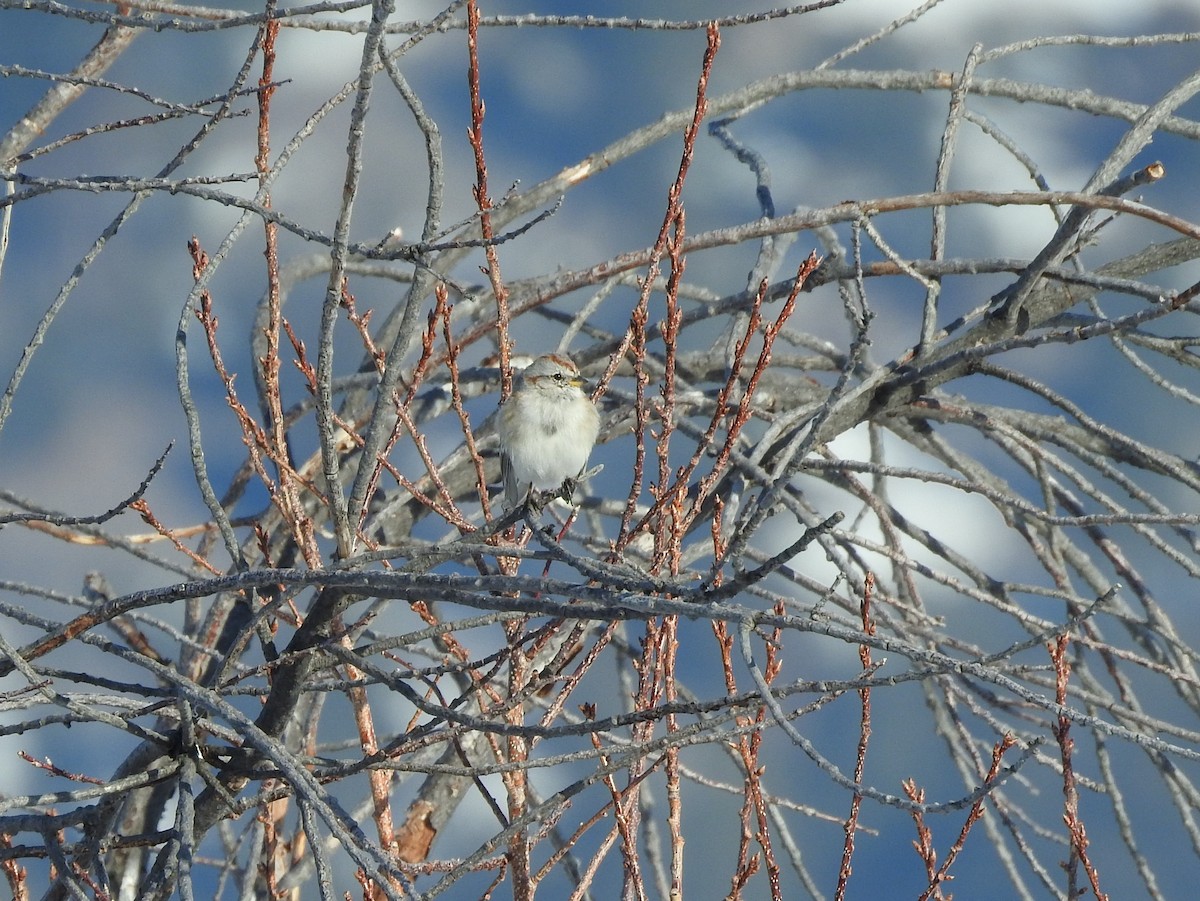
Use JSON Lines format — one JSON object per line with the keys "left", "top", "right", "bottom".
{"left": 129, "top": 498, "right": 220, "bottom": 575}
{"left": 189, "top": 237, "right": 323, "bottom": 567}
{"left": 0, "top": 832, "right": 28, "bottom": 901}
{"left": 617, "top": 251, "right": 820, "bottom": 558}
{"left": 465, "top": 0, "right": 512, "bottom": 396}
{"left": 905, "top": 732, "right": 1019, "bottom": 901}
{"left": 1049, "top": 634, "right": 1108, "bottom": 900}
{"left": 18, "top": 751, "right": 104, "bottom": 785}
{"left": 253, "top": 16, "right": 318, "bottom": 567}
{"left": 653, "top": 205, "right": 686, "bottom": 567}
{"left": 903, "top": 780, "right": 942, "bottom": 899}
{"left": 836, "top": 572, "right": 877, "bottom": 901}
{"left": 611, "top": 23, "right": 721, "bottom": 556}
{"left": 916, "top": 734, "right": 1017, "bottom": 901}
{"left": 340, "top": 283, "right": 385, "bottom": 375}
{"left": 616, "top": 300, "right": 651, "bottom": 550}
{"left": 256, "top": 788, "right": 284, "bottom": 898}
{"left": 712, "top": 510, "right": 783, "bottom": 899}
{"left": 502, "top": 651, "right": 533, "bottom": 900}
{"left": 663, "top": 613, "right": 684, "bottom": 897}
{"left": 687, "top": 252, "right": 818, "bottom": 517}
{"left": 390, "top": 402, "right": 475, "bottom": 532}
{"left": 341, "top": 643, "right": 401, "bottom": 898}
{"left": 591, "top": 729, "right": 664, "bottom": 898}
{"left": 440, "top": 290, "right": 492, "bottom": 522}
{"left": 339, "top": 293, "right": 470, "bottom": 539}
{"left": 534, "top": 622, "right": 616, "bottom": 734}
{"left": 402, "top": 296, "right": 442, "bottom": 408}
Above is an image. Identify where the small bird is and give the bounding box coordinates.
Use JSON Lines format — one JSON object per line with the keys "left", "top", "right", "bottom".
{"left": 497, "top": 353, "right": 600, "bottom": 510}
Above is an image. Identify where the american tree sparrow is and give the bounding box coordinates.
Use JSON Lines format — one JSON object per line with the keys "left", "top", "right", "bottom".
{"left": 498, "top": 353, "right": 600, "bottom": 510}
